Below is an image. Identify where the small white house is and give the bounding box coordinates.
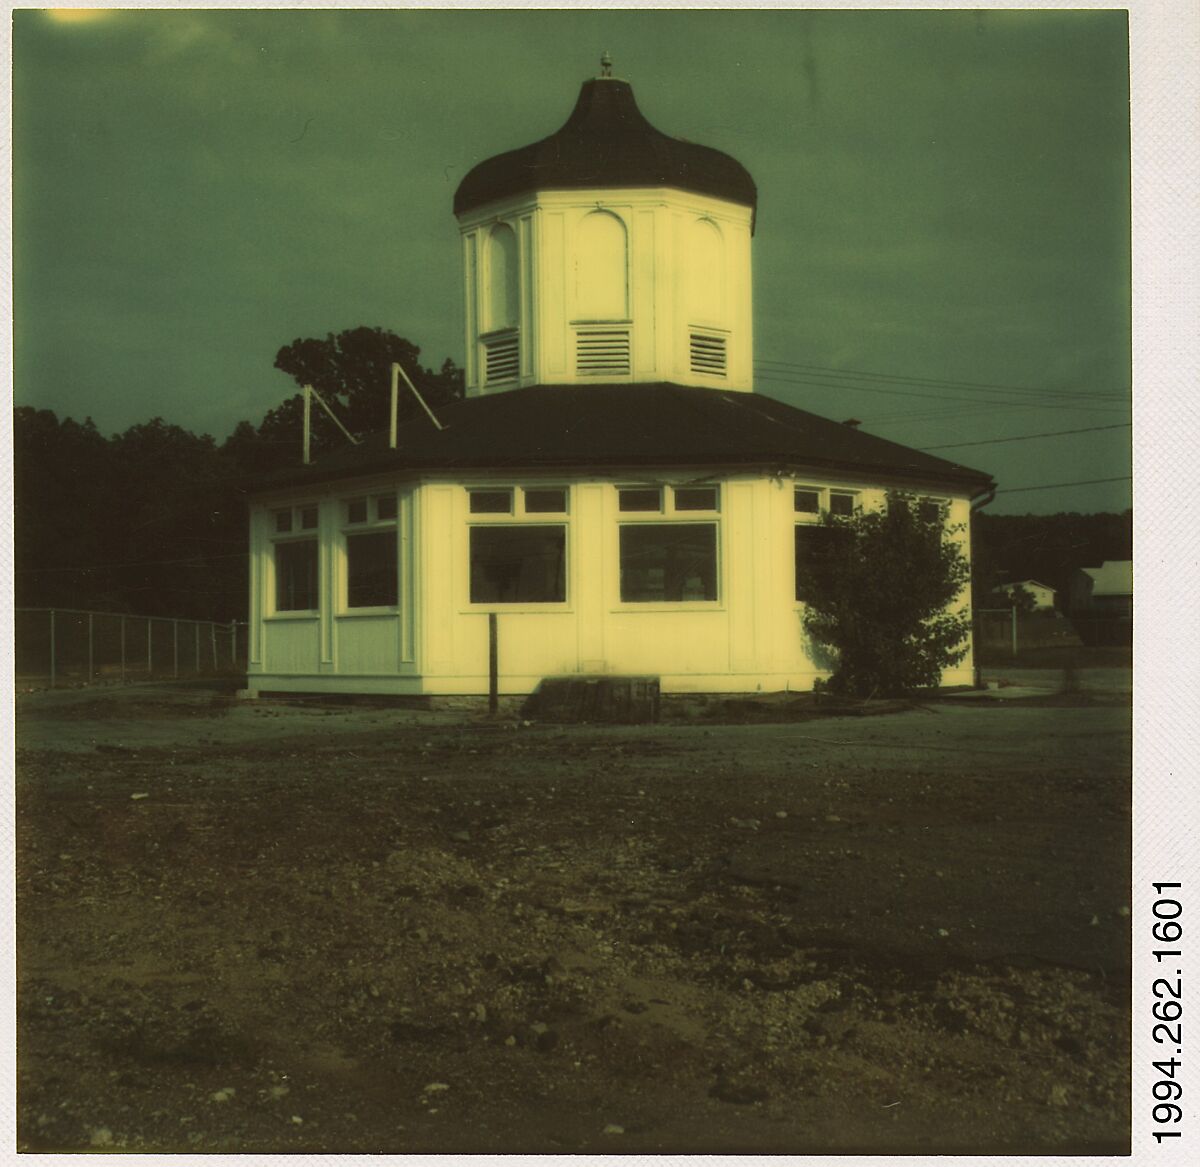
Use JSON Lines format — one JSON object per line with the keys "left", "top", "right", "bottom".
{"left": 991, "top": 579, "right": 1058, "bottom": 611}
{"left": 245, "top": 65, "right": 993, "bottom": 698}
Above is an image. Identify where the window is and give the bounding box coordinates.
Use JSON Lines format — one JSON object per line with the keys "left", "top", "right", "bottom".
{"left": 275, "top": 539, "right": 318, "bottom": 611}
{"left": 620, "top": 524, "right": 717, "bottom": 602}
{"left": 274, "top": 504, "right": 319, "bottom": 534}
{"left": 829, "top": 490, "right": 857, "bottom": 517}
{"left": 469, "top": 489, "right": 513, "bottom": 515}
{"left": 616, "top": 483, "right": 721, "bottom": 603}
{"left": 919, "top": 498, "right": 946, "bottom": 524}
{"left": 794, "top": 486, "right": 858, "bottom": 518}
{"left": 346, "top": 531, "right": 398, "bottom": 608}
{"left": 794, "top": 524, "right": 850, "bottom": 603}
{"left": 618, "top": 487, "right": 662, "bottom": 512}
{"left": 524, "top": 488, "right": 568, "bottom": 515}
{"left": 470, "top": 526, "right": 566, "bottom": 603}
{"left": 467, "top": 486, "right": 570, "bottom": 604}
{"left": 673, "top": 486, "right": 719, "bottom": 512}
{"left": 341, "top": 492, "right": 400, "bottom": 609}
{"left": 794, "top": 488, "right": 821, "bottom": 515}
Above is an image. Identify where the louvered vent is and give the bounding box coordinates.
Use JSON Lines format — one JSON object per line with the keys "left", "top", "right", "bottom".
{"left": 483, "top": 330, "right": 519, "bottom": 384}
{"left": 689, "top": 332, "right": 727, "bottom": 377}
{"left": 576, "top": 328, "right": 631, "bottom": 377}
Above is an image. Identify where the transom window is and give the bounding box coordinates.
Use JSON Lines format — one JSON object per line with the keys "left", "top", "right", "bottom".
{"left": 794, "top": 486, "right": 859, "bottom": 520}
{"left": 618, "top": 484, "right": 721, "bottom": 516}
{"left": 468, "top": 486, "right": 569, "bottom": 517}
{"left": 273, "top": 504, "right": 319, "bottom": 534}
{"left": 345, "top": 494, "right": 396, "bottom": 525}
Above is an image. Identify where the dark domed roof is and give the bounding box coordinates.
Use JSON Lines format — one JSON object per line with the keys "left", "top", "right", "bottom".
{"left": 453, "top": 77, "right": 758, "bottom": 225}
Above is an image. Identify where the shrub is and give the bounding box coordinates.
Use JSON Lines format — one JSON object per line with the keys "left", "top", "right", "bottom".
{"left": 797, "top": 493, "right": 972, "bottom": 697}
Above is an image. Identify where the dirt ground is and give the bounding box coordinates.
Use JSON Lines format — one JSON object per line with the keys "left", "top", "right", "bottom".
{"left": 15, "top": 680, "right": 1131, "bottom": 1154}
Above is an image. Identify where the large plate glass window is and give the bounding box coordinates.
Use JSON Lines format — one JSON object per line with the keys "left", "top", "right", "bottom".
{"left": 470, "top": 527, "right": 566, "bottom": 603}
{"left": 620, "top": 525, "right": 717, "bottom": 602}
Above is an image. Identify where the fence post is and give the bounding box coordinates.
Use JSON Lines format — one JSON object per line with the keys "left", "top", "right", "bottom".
{"left": 87, "top": 612, "right": 94, "bottom": 683}
{"left": 211, "top": 623, "right": 218, "bottom": 670}
{"left": 173, "top": 619, "right": 179, "bottom": 679}
{"left": 148, "top": 620, "right": 153, "bottom": 679}
{"left": 1011, "top": 605, "right": 1018, "bottom": 657}
{"left": 49, "top": 610, "right": 56, "bottom": 690}
{"left": 120, "top": 616, "right": 126, "bottom": 684}
{"left": 195, "top": 622, "right": 200, "bottom": 671}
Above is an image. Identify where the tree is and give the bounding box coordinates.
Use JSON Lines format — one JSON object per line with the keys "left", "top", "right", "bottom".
{"left": 1006, "top": 583, "right": 1038, "bottom": 614}
{"left": 797, "top": 493, "right": 972, "bottom": 697}
{"left": 270, "top": 327, "right": 464, "bottom": 455}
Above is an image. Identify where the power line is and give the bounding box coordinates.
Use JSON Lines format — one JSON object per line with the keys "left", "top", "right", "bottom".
{"left": 753, "top": 370, "right": 1129, "bottom": 415}
{"left": 992, "top": 476, "right": 1131, "bottom": 496}
{"left": 755, "top": 357, "right": 1126, "bottom": 403}
{"left": 918, "top": 423, "right": 1131, "bottom": 451}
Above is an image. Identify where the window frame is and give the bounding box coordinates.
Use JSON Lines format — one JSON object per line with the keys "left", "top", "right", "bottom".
{"left": 339, "top": 491, "right": 401, "bottom": 614}
{"left": 464, "top": 485, "right": 572, "bottom": 610}
{"left": 266, "top": 502, "right": 321, "bottom": 618}
{"left": 793, "top": 485, "right": 860, "bottom": 523}
{"left": 614, "top": 482, "right": 723, "bottom": 608}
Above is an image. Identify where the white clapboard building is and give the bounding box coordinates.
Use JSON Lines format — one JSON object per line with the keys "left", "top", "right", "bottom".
{"left": 244, "top": 65, "right": 993, "bottom": 698}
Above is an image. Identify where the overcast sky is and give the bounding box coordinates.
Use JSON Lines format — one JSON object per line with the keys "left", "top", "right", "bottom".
{"left": 13, "top": 7, "right": 1132, "bottom": 515}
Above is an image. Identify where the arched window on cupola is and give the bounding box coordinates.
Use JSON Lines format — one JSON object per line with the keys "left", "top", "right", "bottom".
{"left": 483, "top": 222, "right": 520, "bottom": 384}
{"left": 687, "top": 218, "right": 729, "bottom": 379}
{"left": 574, "top": 210, "right": 631, "bottom": 377}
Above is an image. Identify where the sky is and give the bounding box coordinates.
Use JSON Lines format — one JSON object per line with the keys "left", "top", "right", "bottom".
{"left": 12, "top": 6, "right": 1133, "bottom": 515}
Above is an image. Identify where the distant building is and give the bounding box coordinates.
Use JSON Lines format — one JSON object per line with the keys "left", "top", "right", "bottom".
{"left": 1070, "top": 560, "right": 1133, "bottom": 617}
{"left": 244, "top": 62, "right": 993, "bottom": 698}
{"left": 990, "top": 579, "right": 1058, "bottom": 611}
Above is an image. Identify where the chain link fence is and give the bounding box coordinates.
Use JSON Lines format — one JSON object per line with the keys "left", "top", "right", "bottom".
{"left": 15, "top": 608, "right": 247, "bottom": 690}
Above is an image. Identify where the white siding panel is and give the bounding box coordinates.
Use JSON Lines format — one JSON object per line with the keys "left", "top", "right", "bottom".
{"left": 336, "top": 616, "right": 401, "bottom": 674}
{"left": 263, "top": 620, "right": 321, "bottom": 674}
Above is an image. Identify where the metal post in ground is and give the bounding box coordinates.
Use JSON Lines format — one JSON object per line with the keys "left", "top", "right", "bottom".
{"left": 148, "top": 619, "right": 153, "bottom": 679}
{"left": 120, "top": 616, "right": 126, "bottom": 684}
{"left": 211, "top": 623, "right": 218, "bottom": 670}
{"left": 87, "top": 612, "right": 94, "bottom": 683}
{"left": 49, "top": 610, "right": 56, "bottom": 690}
{"left": 1011, "top": 606, "right": 1018, "bottom": 657}
{"left": 231, "top": 621, "right": 237, "bottom": 668}
{"left": 488, "top": 612, "right": 499, "bottom": 716}
{"left": 195, "top": 623, "right": 200, "bottom": 671}
{"left": 173, "top": 619, "right": 179, "bottom": 679}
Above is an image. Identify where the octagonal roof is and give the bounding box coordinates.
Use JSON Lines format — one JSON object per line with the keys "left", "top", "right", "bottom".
{"left": 453, "top": 76, "right": 758, "bottom": 225}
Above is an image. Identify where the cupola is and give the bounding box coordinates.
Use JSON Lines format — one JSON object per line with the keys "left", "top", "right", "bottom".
{"left": 454, "top": 58, "right": 757, "bottom": 397}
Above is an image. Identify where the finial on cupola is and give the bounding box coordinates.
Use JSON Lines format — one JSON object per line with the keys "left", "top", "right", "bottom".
{"left": 599, "top": 51, "right": 613, "bottom": 79}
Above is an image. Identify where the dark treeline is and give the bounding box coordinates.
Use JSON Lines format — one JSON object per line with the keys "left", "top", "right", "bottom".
{"left": 15, "top": 328, "right": 464, "bottom": 622}
{"left": 971, "top": 509, "right": 1133, "bottom": 610}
